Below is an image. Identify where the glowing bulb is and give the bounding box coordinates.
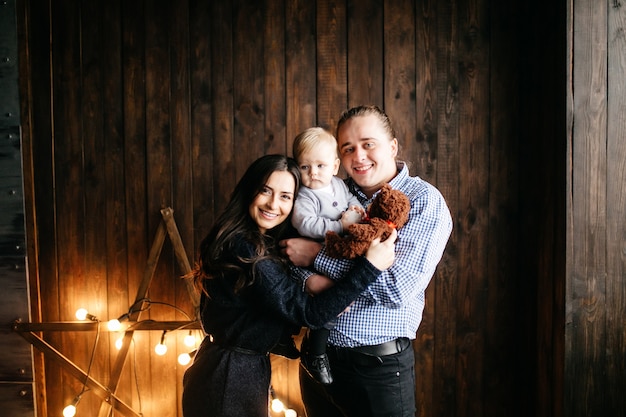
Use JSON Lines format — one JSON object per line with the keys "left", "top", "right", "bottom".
{"left": 63, "top": 403, "right": 77, "bottom": 417}
{"left": 285, "top": 409, "right": 297, "bottom": 417}
{"left": 178, "top": 352, "right": 191, "bottom": 366}
{"left": 115, "top": 336, "right": 123, "bottom": 350}
{"left": 75, "top": 308, "right": 88, "bottom": 320}
{"left": 107, "top": 319, "right": 122, "bottom": 331}
{"left": 271, "top": 398, "right": 284, "bottom": 413}
{"left": 184, "top": 332, "right": 196, "bottom": 347}
{"left": 155, "top": 342, "right": 167, "bottom": 355}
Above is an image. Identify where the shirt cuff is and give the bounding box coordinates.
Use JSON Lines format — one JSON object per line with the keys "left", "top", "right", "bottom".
{"left": 290, "top": 266, "right": 315, "bottom": 293}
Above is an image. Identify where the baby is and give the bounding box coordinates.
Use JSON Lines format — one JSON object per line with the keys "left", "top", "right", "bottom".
{"left": 291, "top": 127, "right": 364, "bottom": 385}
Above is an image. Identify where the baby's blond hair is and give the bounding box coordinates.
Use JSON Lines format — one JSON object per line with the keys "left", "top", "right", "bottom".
{"left": 292, "top": 127, "right": 338, "bottom": 162}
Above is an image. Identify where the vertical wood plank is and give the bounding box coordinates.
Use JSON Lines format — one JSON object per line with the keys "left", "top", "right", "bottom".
{"left": 168, "top": 3, "right": 194, "bottom": 414}
{"left": 346, "top": 0, "right": 383, "bottom": 108}
{"left": 384, "top": 0, "right": 417, "bottom": 166}
{"left": 211, "top": 0, "right": 235, "bottom": 216}
{"left": 264, "top": 0, "right": 287, "bottom": 155}
{"left": 316, "top": 0, "right": 347, "bottom": 130}
{"left": 484, "top": 2, "right": 519, "bottom": 415}
{"left": 567, "top": 1, "right": 608, "bottom": 416}
{"left": 15, "top": 1, "right": 49, "bottom": 414}
{"left": 144, "top": 1, "right": 177, "bottom": 414}
{"left": 415, "top": 0, "right": 437, "bottom": 183}
{"left": 432, "top": 1, "right": 459, "bottom": 416}
{"left": 189, "top": 0, "right": 214, "bottom": 250}
{"left": 455, "top": 0, "right": 489, "bottom": 415}
{"left": 50, "top": 1, "right": 85, "bottom": 414}
{"left": 233, "top": 0, "right": 265, "bottom": 177}
{"left": 79, "top": 2, "right": 111, "bottom": 413}
{"left": 121, "top": 0, "right": 148, "bottom": 410}
{"left": 100, "top": 0, "right": 128, "bottom": 406}
{"left": 414, "top": 0, "right": 438, "bottom": 414}
{"left": 519, "top": 2, "right": 567, "bottom": 416}
{"left": 606, "top": 2, "right": 626, "bottom": 415}
{"left": 285, "top": 0, "right": 316, "bottom": 142}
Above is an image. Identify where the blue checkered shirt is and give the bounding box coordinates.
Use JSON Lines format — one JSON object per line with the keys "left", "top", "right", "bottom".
{"left": 312, "top": 162, "right": 452, "bottom": 347}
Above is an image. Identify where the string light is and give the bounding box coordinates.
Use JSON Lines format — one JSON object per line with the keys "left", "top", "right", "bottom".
{"left": 184, "top": 331, "right": 196, "bottom": 347}
{"left": 114, "top": 335, "right": 124, "bottom": 350}
{"left": 155, "top": 331, "right": 168, "bottom": 356}
{"left": 178, "top": 348, "right": 197, "bottom": 366}
{"left": 75, "top": 308, "right": 97, "bottom": 321}
{"left": 62, "top": 395, "right": 81, "bottom": 417}
{"left": 107, "top": 313, "right": 129, "bottom": 332}
{"left": 270, "top": 387, "right": 298, "bottom": 416}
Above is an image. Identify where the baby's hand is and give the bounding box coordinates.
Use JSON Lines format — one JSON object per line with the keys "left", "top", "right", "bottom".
{"left": 341, "top": 206, "right": 364, "bottom": 229}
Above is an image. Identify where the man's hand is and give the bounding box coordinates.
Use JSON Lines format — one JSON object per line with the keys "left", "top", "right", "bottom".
{"left": 279, "top": 237, "right": 322, "bottom": 267}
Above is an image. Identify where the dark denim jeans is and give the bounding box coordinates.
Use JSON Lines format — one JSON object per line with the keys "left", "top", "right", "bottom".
{"left": 300, "top": 341, "right": 416, "bottom": 417}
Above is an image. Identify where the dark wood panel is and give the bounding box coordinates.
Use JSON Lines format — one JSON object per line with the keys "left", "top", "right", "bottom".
{"left": 189, "top": 0, "right": 214, "bottom": 249}
{"left": 100, "top": 1, "right": 127, "bottom": 402}
{"left": 567, "top": 1, "right": 608, "bottom": 416}
{"left": 316, "top": 0, "right": 347, "bottom": 130}
{"left": 264, "top": 0, "right": 287, "bottom": 155}
{"left": 285, "top": 0, "right": 316, "bottom": 142}
{"left": 384, "top": 0, "right": 417, "bottom": 167}
{"left": 211, "top": 0, "right": 235, "bottom": 216}
{"left": 606, "top": 3, "right": 626, "bottom": 416}
{"left": 18, "top": 2, "right": 51, "bottom": 415}
{"left": 233, "top": 0, "right": 265, "bottom": 177}
{"left": 50, "top": 0, "right": 85, "bottom": 413}
{"left": 455, "top": 0, "right": 490, "bottom": 415}
{"left": 414, "top": 0, "right": 439, "bottom": 414}
{"left": 347, "top": 0, "right": 383, "bottom": 107}
{"left": 429, "top": 1, "right": 461, "bottom": 415}
{"left": 484, "top": 2, "right": 519, "bottom": 415}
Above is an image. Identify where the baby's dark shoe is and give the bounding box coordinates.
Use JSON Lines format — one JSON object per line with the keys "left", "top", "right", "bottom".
{"left": 270, "top": 337, "right": 300, "bottom": 359}
{"left": 301, "top": 351, "right": 333, "bottom": 385}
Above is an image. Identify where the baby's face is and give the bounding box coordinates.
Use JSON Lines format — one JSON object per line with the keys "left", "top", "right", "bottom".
{"left": 297, "top": 143, "right": 340, "bottom": 189}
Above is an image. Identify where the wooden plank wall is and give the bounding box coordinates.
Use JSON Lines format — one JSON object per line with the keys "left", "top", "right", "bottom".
{"left": 0, "top": 1, "right": 35, "bottom": 416}
{"left": 567, "top": 1, "right": 626, "bottom": 417}
{"left": 14, "top": 0, "right": 607, "bottom": 416}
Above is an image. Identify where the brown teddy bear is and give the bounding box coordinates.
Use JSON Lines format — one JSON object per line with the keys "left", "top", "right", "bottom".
{"left": 325, "top": 184, "right": 411, "bottom": 259}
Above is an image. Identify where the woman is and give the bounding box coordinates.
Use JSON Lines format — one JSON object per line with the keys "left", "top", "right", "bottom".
{"left": 182, "top": 154, "right": 396, "bottom": 417}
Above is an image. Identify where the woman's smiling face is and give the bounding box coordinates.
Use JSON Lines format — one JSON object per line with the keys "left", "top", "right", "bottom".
{"left": 249, "top": 170, "right": 296, "bottom": 234}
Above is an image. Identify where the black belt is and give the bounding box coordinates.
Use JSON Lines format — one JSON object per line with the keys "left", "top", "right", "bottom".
{"left": 328, "top": 338, "right": 412, "bottom": 366}
{"left": 349, "top": 337, "right": 411, "bottom": 356}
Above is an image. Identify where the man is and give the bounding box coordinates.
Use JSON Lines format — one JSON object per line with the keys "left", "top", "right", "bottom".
{"left": 282, "top": 105, "right": 453, "bottom": 417}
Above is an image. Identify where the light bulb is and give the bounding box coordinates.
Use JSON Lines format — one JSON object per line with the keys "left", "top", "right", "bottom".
{"left": 62, "top": 404, "right": 77, "bottom": 417}
{"left": 285, "top": 409, "right": 297, "bottom": 417}
{"left": 184, "top": 332, "right": 196, "bottom": 347}
{"left": 75, "top": 308, "right": 96, "bottom": 321}
{"left": 107, "top": 319, "right": 122, "bottom": 331}
{"left": 115, "top": 336, "right": 123, "bottom": 350}
{"left": 75, "top": 308, "right": 88, "bottom": 320}
{"left": 178, "top": 352, "right": 191, "bottom": 366}
{"left": 155, "top": 342, "right": 167, "bottom": 355}
{"left": 270, "top": 398, "right": 284, "bottom": 413}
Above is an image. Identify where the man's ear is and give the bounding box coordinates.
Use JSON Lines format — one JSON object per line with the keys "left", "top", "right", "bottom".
{"left": 390, "top": 138, "right": 399, "bottom": 158}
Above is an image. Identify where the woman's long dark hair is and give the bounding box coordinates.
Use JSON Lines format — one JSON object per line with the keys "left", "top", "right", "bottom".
{"left": 191, "top": 154, "right": 301, "bottom": 294}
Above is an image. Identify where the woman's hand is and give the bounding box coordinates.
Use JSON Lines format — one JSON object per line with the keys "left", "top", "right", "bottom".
{"left": 364, "top": 228, "right": 397, "bottom": 270}
{"left": 305, "top": 274, "right": 335, "bottom": 295}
